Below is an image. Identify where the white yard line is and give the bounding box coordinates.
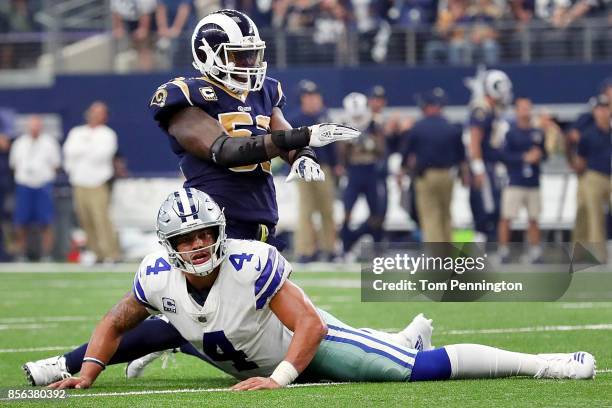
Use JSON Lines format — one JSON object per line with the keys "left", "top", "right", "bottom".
{"left": 0, "top": 316, "right": 95, "bottom": 324}
{"left": 71, "top": 382, "right": 348, "bottom": 398}
{"left": 440, "top": 323, "right": 612, "bottom": 335}
{"left": 0, "top": 323, "right": 58, "bottom": 331}
{"left": 0, "top": 345, "right": 77, "bottom": 353}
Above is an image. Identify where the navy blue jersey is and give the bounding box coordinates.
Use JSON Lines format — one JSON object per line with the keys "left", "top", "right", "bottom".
{"left": 468, "top": 106, "right": 499, "bottom": 163}
{"left": 578, "top": 123, "right": 612, "bottom": 175}
{"left": 570, "top": 112, "right": 594, "bottom": 132}
{"left": 149, "top": 75, "right": 286, "bottom": 226}
{"left": 501, "top": 124, "right": 546, "bottom": 188}
{"left": 403, "top": 114, "right": 465, "bottom": 173}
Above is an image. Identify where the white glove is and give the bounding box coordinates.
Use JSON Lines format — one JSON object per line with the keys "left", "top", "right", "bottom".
{"left": 285, "top": 156, "right": 325, "bottom": 183}
{"left": 308, "top": 123, "right": 360, "bottom": 147}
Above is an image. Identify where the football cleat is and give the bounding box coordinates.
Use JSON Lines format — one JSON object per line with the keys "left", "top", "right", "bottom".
{"left": 397, "top": 313, "right": 434, "bottom": 351}
{"left": 126, "top": 350, "right": 175, "bottom": 379}
{"left": 535, "top": 352, "right": 596, "bottom": 380}
{"left": 22, "top": 356, "right": 71, "bottom": 386}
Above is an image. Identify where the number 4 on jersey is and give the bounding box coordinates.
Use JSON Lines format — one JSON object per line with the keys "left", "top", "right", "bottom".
{"left": 228, "top": 253, "right": 253, "bottom": 271}
{"left": 146, "top": 257, "right": 171, "bottom": 275}
{"left": 203, "top": 331, "right": 258, "bottom": 371}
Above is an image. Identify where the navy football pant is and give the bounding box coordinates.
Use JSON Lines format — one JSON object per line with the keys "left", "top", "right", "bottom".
{"left": 469, "top": 166, "right": 501, "bottom": 242}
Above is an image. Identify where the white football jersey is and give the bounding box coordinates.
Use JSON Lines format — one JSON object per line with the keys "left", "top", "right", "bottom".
{"left": 132, "top": 239, "right": 293, "bottom": 379}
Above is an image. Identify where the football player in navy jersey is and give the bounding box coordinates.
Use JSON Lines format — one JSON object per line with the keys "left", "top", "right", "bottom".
{"left": 466, "top": 69, "right": 513, "bottom": 242}
{"left": 21, "top": 9, "right": 359, "bottom": 382}
{"left": 149, "top": 9, "right": 358, "bottom": 246}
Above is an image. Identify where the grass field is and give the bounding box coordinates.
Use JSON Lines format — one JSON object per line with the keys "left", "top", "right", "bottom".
{"left": 0, "top": 267, "right": 611, "bottom": 407}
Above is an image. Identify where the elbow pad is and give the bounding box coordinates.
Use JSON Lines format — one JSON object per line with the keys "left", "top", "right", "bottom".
{"left": 209, "top": 134, "right": 270, "bottom": 167}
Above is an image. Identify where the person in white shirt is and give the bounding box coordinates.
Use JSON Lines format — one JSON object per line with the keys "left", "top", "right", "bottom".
{"left": 9, "top": 115, "right": 61, "bottom": 261}
{"left": 63, "top": 101, "right": 121, "bottom": 263}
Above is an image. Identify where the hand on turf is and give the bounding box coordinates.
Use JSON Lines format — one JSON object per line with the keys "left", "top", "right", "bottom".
{"left": 285, "top": 156, "right": 325, "bottom": 183}
{"left": 48, "top": 376, "right": 92, "bottom": 390}
{"left": 308, "top": 123, "right": 360, "bottom": 147}
{"left": 231, "top": 377, "right": 281, "bottom": 391}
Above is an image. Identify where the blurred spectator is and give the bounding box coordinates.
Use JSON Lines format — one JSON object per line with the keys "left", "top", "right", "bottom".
{"left": 111, "top": 0, "right": 157, "bottom": 72}
{"left": 400, "top": 88, "right": 465, "bottom": 242}
{"left": 288, "top": 80, "right": 339, "bottom": 262}
{"left": 498, "top": 97, "right": 546, "bottom": 263}
{"left": 63, "top": 101, "right": 121, "bottom": 264}
{"left": 9, "top": 116, "right": 60, "bottom": 262}
{"left": 339, "top": 92, "right": 386, "bottom": 254}
{"left": 0, "top": 0, "right": 37, "bottom": 69}
{"left": 0, "top": 109, "right": 15, "bottom": 261}
{"left": 156, "top": 0, "right": 195, "bottom": 69}
{"left": 464, "top": 0, "right": 502, "bottom": 64}
{"left": 272, "top": 0, "right": 317, "bottom": 31}
{"left": 313, "top": 0, "right": 352, "bottom": 62}
{"left": 387, "top": 0, "right": 438, "bottom": 27}
{"left": 222, "top": 0, "right": 273, "bottom": 28}
{"left": 574, "top": 94, "right": 611, "bottom": 261}
{"left": 424, "top": 0, "right": 471, "bottom": 65}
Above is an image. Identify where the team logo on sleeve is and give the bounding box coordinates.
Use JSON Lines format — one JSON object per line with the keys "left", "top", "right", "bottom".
{"left": 150, "top": 88, "right": 168, "bottom": 107}
{"left": 162, "top": 297, "right": 176, "bottom": 313}
{"left": 199, "top": 87, "right": 218, "bottom": 101}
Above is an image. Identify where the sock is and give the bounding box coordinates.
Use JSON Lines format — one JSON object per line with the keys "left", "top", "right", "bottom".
{"left": 411, "top": 348, "right": 452, "bottom": 381}
{"left": 64, "top": 318, "right": 187, "bottom": 374}
{"left": 444, "top": 344, "right": 545, "bottom": 379}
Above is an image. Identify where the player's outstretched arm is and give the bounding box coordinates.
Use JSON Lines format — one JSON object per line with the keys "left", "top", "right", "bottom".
{"left": 168, "top": 107, "right": 359, "bottom": 168}
{"left": 48, "top": 292, "right": 150, "bottom": 390}
{"left": 231, "top": 281, "right": 327, "bottom": 391}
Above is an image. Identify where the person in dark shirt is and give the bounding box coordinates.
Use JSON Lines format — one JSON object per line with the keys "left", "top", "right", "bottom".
{"left": 288, "top": 80, "right": 339, "bottom": 262}
{"left": 575, "top": 94, "right": 612, "bottom": 261}
{"left": 401, "top": 87, "right": 465, "bottom": 242}
{"left": 498, "top": 97, "right": 547, "bottom": 263}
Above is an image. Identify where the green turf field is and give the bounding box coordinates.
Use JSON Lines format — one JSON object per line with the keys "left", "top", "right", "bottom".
{"left": 0, "top": 269, "right": 610, "bottom": 407}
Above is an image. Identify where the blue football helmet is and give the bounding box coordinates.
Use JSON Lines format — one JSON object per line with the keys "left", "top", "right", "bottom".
{"left": 156, "top": 188, "right": 227, "bottom": 276}
{"left": 191, "top": 9, "right": 266, "bottom": 92}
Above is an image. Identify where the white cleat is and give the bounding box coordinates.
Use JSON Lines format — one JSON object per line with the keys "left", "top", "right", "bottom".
{"left": 22, "top": 356, "right": 71, "bottom": 386}
{"left": 398, "top": 313, "right": 434, "bottom": 351}
{"left": 126, "top": 350, "right": 172, "bottom": 379}
{"left": 535, "top": 352, "right": 596, "bottom": 380}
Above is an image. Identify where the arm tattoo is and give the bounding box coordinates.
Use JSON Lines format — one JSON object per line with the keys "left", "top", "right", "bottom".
{"left": 107, "top": 292, "right": 149, "bottom": 333}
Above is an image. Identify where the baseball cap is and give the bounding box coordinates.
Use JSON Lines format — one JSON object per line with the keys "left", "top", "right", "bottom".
{"left": 298, "top": 80, "right": 320, "bottom": 95}
{"left": 416, "top": 87, "right": 447, "bottom": 107}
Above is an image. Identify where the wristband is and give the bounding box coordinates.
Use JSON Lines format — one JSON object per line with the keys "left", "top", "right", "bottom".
{"left": 470, "top": 159, "right": 485, "bottom": 175}
{"left": 293, "top": 146, "right": 318, "bottom": 163}
{"left": 271, "top": 127, "right": 311, "bottom": 150}
{"left": 82, "top": 357, "right": 106, "bottom": 370}
{"left": 269, "top": 360, "right": 298, "bottom": 387}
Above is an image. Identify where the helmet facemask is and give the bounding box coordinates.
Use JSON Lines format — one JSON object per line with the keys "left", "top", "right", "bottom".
{"left": 194, "top": 37, "right": 267, "bottom": 93}
{"left": 159, "top": 223, "right": 227, "bottom": 277}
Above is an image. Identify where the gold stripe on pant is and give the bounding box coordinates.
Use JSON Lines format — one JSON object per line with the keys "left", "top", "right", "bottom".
{"left": 415, "top": 168, "right": 454, "bottom": 242}
{"left": 295, "top": 165, "right": 337, "bottom": 256}
{"left": 73, "top": 184, "right": 120, "bottom": 261}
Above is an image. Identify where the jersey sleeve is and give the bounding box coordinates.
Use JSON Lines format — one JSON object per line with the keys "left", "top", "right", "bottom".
{"left": 149, "top": 78, "right": 197, "bottom": 130}
{"left": 272, "top": 79, "right": 286, "bottom": 110}
{"left": 468, "top": 107, "right": 488, "bottom": 128}
{"left": 252, "top": 244, "right": 292, "bottom": 310}
{"left": 132, "top": 253, "right": 168, "bottom": 314}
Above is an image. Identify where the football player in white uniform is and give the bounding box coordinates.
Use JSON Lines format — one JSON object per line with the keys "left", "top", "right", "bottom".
{"left": 35, "top": 189, "right": 594, "bottom": 390}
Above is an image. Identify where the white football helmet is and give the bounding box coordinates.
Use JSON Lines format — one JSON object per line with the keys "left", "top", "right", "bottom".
{"left": 483, "top": 70, "right": 513, "bottom": 107}
{"left": 156, "top": 188, "right": 227, "bottom": 276}
{"left": 343, "top": 92, "right": 372, "bottom": 129}
{"left": 191, "top": 9, "right": 267, "bottom": 92}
